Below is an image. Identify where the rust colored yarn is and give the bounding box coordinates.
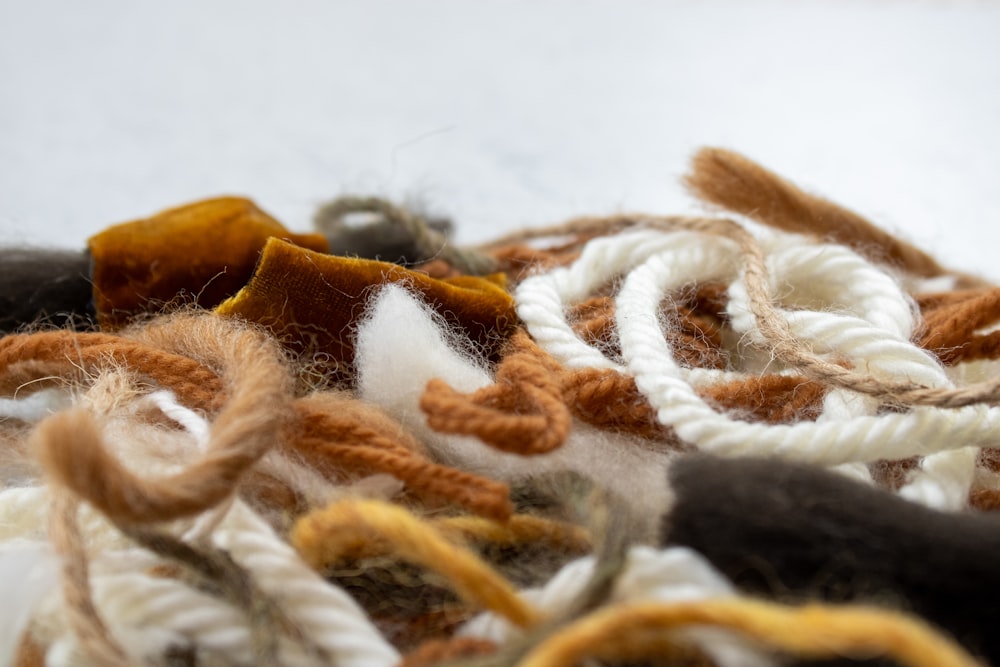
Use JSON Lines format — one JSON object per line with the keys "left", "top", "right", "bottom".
{"left": 0, "top": 329, "right": 223, "bottom": 410}
{"left": 291, "top": 394, "right": 514, "bottom": 520}
{"left": 561, "top": 367, "right": 672, "bottom": 440}
{"left": 701, "top": 375, "right": 827, "bottom": 424}
{"left": 397, "top": 637, "right": 498, "bottom": 667}
{"left": 919, "top": 288, "right": 1000, "bottom": 364}
{"left": 421, "top": 330, "right": 572, "bottom": 456}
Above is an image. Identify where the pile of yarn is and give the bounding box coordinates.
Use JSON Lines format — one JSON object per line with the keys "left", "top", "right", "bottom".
{"left": 2, "top": 148, "right": 999, "bottom": 667}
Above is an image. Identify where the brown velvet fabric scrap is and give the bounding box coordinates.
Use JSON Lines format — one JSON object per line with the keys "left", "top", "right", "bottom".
{"left": 89, "top": 197, "right": 329, "bottom": 329}
{"left": 216, "top": 238, "right": 518, "bottom": 380}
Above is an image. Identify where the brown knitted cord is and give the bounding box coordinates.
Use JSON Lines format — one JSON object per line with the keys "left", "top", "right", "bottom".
{"left": 420, "top": 331, "right": 571, "bottom": 455}
{"left": 683, "top": 147, "right": 970, "bottom": 283}
{"left": 34, "top": 315, "right": 293, "bottom": 523}
{"left": 291, "top": 400, "right": 514, "bottom": 520}
{"left": 561, "top": 367, "right": 672, "bottom": 439}
{"left": 701, "top": 374, "right": 827, "bottom": 424}
{"left": 919, "top": 288, "right": 1000, "bottom": 364}
{"left": 916, "top": 289, "right": 994, "bottom": 313}
{"left": 0, "top": 330, "right": 223, "bottom": 410}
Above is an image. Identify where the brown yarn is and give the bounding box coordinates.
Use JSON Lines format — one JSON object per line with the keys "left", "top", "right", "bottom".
{"left": 11, "top": 632, "right": 45, "bottom": 667}
{"left": 969, "top": 489, "right": 1000, "bottom": 512}
{"left": 919, "top": 288, "right": 1000, "bottom": 364}
{"left": 684, "top": 147, "right": 956, "bottom": 280}
{"left": 34, "top": 316, "right": 293, "bottom": 524}
{"left": 47, "top": 491, "right": 130, "bottom": 667}
{"left": 291, "top": 394, "right": 514, "bottom": 520}
{"left": 421, "top": 330, "right": 571, "bottom": 456}
{"left": 561, "top": 367, "right": 672, "bottom": 439}
{"left": 700, "top": 375, "right": 827, "bottom": 424}
{"left": 398, "top": 637, "right": 498, "bottom": 667}
{"left": 0, "top": 330, "right": 223, "bottom": 410}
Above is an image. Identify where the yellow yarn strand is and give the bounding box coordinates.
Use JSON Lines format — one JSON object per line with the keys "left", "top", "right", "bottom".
{"left": 291, "top": 498, "right": 543, "bottom": 628}
{"left": 435, "top": 514, "right": 590, "bottom": 551}
{"left": 518, "top": 599, "right": 984, "bottom": 667}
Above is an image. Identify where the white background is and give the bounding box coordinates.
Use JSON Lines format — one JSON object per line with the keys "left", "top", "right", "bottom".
{"left": 2, "top": 0, "right": 999, "bottom": 279}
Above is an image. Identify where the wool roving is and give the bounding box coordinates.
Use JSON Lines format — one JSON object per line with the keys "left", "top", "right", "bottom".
{"left": 3, "top": 147, "right": 1000, "bottom": 666}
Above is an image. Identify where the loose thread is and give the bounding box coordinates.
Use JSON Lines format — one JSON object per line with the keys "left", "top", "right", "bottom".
{"left": 517, "top": 599, "right": 984, "bottom": 667}
{"left": 291, "top": 498, "right": 543, "bottom": 629}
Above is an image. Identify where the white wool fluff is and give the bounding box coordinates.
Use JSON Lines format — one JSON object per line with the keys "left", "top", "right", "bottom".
{"left": 0, "top": 388, "right": 73, "bottom": 423}
{"left": 355, "top": 284, "right": 676, "bottom": 526}
{"left": 459, "top": 545, "right": 775, "bottom": 667}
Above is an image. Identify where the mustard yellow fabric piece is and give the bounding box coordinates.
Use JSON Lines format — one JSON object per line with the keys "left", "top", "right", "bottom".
{"left": 88, "top": 197, "right": 329, "bottom": 329}
{"left": 216, "top": 238, "right": 517, "bottom": 380}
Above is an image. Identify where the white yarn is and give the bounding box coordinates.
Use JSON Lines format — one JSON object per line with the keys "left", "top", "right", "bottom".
{"left": 726, "top": 239, "right": 917, "bottom": 341}
{"left": 144, "top": 390, "right": 210, "bottom": 448}
{"left": 355, "top": 284, "right": 675, "bottom": 526}
{"left": 615, "top": 247, "right": 1000, "bottom": 463}
{"left": 460, "top": 545, "right": 774, "bottom": 667}
{"left": 725, "top": 240, "right": 977, "bottom": 506}
{"left": 212, "top": 500, "right": 399, "bottom": 667}
{"left": 87, "top": 572, "right": 321, "bottom": 667}
{"left": 516, "top": 230, "right": 742, "bottom": 372}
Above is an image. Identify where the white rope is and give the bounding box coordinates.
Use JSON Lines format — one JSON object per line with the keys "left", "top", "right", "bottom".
{"left": 212, "top": 500, "right": 400, "bottom": 667}
{"left": 460, "top": 545, "right": 775, "bottom": 667}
